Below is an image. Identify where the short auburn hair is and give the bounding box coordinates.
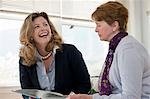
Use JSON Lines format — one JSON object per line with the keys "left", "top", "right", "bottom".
{"left": 91, "top": 1, "right": 128, "bottom": 32}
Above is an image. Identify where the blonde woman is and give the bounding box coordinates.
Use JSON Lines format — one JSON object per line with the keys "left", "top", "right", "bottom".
{"left": 19, "top": 12, "right": 91, "bottom": 98}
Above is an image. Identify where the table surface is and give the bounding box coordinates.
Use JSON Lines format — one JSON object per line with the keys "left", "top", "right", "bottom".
{"left": 0, "top": 86, "right": 22, "bottom": 99}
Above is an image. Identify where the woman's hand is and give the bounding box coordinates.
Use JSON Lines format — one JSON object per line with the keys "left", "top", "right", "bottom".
{"left": 66, "top": 94, "right": 92, "bottom": 99}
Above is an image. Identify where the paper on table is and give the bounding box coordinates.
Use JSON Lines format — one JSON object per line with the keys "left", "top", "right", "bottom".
{"left": 13, "top": 89, "right": 65, "bottom": 99}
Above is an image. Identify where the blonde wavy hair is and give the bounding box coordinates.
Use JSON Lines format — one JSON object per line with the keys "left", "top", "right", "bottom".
{"left": 19, "top": 12, "right": 63, "bottom": 66}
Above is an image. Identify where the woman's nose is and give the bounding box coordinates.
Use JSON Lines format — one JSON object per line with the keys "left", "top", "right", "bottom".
{"left": 40, "top": 25, "right": 46, "bottom": 30}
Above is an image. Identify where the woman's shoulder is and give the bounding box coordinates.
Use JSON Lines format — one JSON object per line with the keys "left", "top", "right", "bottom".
{"left": 19, "top": 57, "right": 36, "bottom": 68}
{"left": 120, "top": 35, "right": 143, "bottom": 45}
{"left": 62, "top": 43, "right": 77, "bottom": 50}
{"left": 60, "top": 43, "right": 81, "bottom": 54}
{"left": 116, "top": 35, "right": 147, "bottom": 53}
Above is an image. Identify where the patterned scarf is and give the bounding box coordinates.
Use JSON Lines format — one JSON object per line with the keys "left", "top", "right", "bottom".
{"left": 99, "top": 32, "right": 128, "bottom": 95}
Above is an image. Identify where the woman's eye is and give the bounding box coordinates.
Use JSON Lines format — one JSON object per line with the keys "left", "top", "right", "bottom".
{"left": 34, "top": 25, "right": 40, "bottom": 29}
{"left": 96, "top": 23, "right": 101, "bottom": 27}
{"left": 44, "top": 23, "right": 48, "bottom": 26}
{"left": 97, "top": 25, "right": 101, "bottom": 27}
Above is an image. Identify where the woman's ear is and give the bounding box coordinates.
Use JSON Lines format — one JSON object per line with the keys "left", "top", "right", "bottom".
{"left": 112, "top": 21, "right": 119, "bottom": 32}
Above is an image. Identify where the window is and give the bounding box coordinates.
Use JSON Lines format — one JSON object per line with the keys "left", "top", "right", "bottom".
{"left": 0, "top": 18, "right": 108, "bottom": 87}
{"left": 0, "top": 19, "right": 21, "bottom": 86}
{"left": 62, "top": 24, "right": 108, "bottom": 76}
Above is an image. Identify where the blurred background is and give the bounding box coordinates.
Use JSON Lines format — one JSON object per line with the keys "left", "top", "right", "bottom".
{"left": 0, "top": 0, "right": 150, "bottom": 97}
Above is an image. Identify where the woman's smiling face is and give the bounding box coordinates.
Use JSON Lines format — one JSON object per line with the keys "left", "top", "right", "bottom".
{"left": 32, "top": 16, "right": 52, "bottom": 45}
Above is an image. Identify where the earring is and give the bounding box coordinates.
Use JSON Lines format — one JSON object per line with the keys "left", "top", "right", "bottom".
{"left": 29, "top": 37, "right": 34, "bottom": 43}
{"left": 30, "top": 37, "right": 33, "bottom": 41}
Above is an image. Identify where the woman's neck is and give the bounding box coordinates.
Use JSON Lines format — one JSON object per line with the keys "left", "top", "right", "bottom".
{"left": 108, "top": 30, "right": 120, "bottom": 42}
{"left": 36, "top": 44, "right": 48, "bottom": 56}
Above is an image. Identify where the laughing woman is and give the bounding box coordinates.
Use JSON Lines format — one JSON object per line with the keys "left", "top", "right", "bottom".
{"left": 19, "top": 12, "right": 91, "bottom": 98}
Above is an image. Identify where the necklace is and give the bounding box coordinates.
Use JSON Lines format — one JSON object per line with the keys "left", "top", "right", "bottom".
{"left": 41, "top": 51, "right": 52, "bottom": 60}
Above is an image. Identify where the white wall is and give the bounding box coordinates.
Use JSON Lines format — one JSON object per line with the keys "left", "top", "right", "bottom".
{"left": 141, "top": 0, "right": 150, "bottom": 54}
{"left": 120, "top": 0, "right": 150, "bottom": 54}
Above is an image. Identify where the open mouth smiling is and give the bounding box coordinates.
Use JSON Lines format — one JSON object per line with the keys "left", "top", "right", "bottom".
{"left": 39, "top": 32, "right": 48, "bottom": 37}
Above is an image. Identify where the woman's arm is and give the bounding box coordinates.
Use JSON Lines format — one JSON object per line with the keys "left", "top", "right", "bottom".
{"left": 67, "top": 44, "right": 91, "bottom": 94}
{"left": 19, "top": 58, "right": 33, "bottom": 89}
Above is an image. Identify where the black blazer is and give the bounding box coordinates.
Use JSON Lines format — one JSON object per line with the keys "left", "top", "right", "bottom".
{"left": 19, "top": 44, "right": 91, "bottom": 95}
